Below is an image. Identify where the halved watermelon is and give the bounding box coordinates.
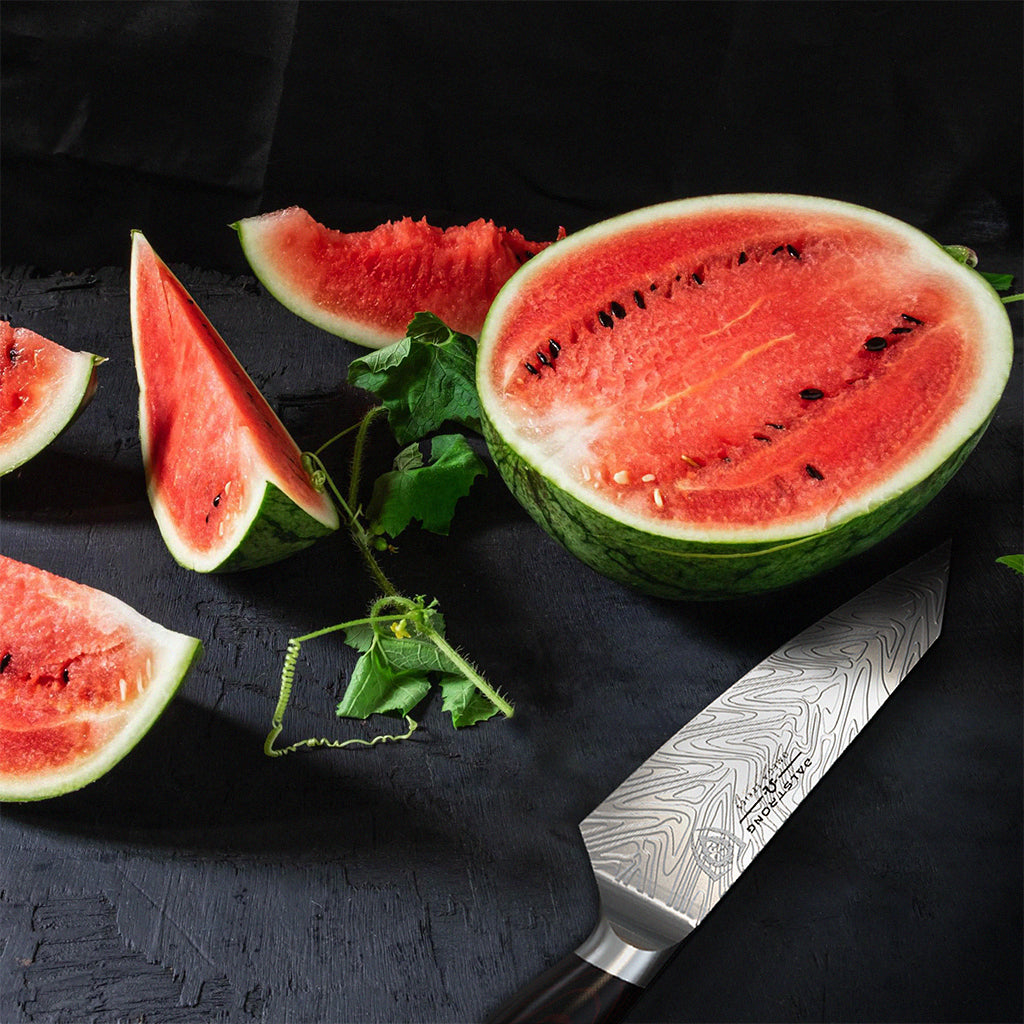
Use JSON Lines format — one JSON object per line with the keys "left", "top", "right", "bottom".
{"left": 234, "top": 207, "right": 564, "bottom": 349}
{"left": 130, "top": 231, "right": 340, "bottom": 572}
{"left": 0, "top": 321, "right": 103, "bottom": 476}
{"left": 477, "top": 194, "right": 1014, "bottom": 599}
{"left": 0, "top": 555, "right": 201, "bottom": 801}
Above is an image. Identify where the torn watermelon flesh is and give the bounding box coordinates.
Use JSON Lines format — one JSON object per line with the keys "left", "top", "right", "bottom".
{"left": 132, "top": 236, "right": 334, "bottom": 558}
{"left": 0, "top": 557, "right": 187, "bottom": 780}
{"left": 242, "top": 207, "right": 560, "bottom": 339}
{"left": 486, "top": 208, "right": 985, "bottom": 534}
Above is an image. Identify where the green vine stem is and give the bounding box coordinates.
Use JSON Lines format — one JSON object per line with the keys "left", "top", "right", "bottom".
{"left": 264, "top": 615, "right": 422, "bottom": 757}
{"left": 266, "top": 406, "right": 513, "bottom": 756}
{"left": 347, "top": 405, "right": 388, "bottom": 515}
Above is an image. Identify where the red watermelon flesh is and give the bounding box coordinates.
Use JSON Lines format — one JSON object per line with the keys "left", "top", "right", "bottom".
{"left": 484, "top": 203, "right": 1003, "bottom": 535}
{"left": 0, "top": 321, "right": 102, "bottom": 476}
{"left": 234, "top": 207, "right": 565, "bottom": 349}
{"left": 0, "top": 555, "right": 201, "bottom": 800}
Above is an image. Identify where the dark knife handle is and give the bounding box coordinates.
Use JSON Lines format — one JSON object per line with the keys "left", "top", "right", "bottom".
{"left": 484, "top": 951, "right": 643, "bottom": 1024}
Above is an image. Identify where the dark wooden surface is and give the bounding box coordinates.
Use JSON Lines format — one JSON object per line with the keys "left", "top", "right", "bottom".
{"left": 1, "top": 251, "right": 1021, "bottom": 1024}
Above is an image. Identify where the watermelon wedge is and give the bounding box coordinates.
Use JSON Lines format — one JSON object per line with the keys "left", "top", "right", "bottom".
{"left": 0, "top": 321, "right": 103, "bottom": 476}
{"left": 477, "top": 194, "right": 1014, "bottom": 599}
{"left": 234, "top": 207, "right": 564, "bottom": 349}
{"left": 0, "top": 555, "right": 202, "bottom": 801}
{"left": 130, "top": 231, "right": 340, "bottom": 572}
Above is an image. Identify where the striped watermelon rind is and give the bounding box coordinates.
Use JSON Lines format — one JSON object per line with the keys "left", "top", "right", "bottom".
{"left": 477, "top": 194, "right": 1014, "bottom": 599}
{"left": 482, "top": 408, "right": 993, "bottom": 599}
{"left": 148, "top": 476, "right": 339, "bottom": 574}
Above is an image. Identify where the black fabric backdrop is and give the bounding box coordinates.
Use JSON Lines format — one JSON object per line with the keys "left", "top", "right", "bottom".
{"left": 1, "top": 4, "right": 1022, "bottom": 1024}
{"left": 2, "top": 1, "right": 1021, "bottom": 271}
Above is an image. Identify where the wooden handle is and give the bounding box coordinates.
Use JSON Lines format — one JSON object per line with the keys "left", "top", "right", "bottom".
{"left": 485, "top": 951, "right": 643, "bottom": 1024}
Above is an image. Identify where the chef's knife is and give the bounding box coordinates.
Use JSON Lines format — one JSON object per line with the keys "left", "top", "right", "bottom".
{"left": 486, "top": 541, "right": 950, "bottom": 1024}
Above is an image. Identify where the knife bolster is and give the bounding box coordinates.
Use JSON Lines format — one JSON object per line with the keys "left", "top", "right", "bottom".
{"left": 576, "top": 913, "right": 679, "bottom": 986}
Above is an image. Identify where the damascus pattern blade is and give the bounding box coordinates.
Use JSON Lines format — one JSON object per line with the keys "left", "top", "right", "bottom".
{"left": 579, "top": 542, "right": 950, "bottom": 947}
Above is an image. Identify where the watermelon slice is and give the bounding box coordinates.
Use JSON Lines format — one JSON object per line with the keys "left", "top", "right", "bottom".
{"left": 130, "top": 231, "right": 340, "bottom": 572}
{"left": 477, "top": 194, "right": 1014, "bottom": 599}
{"left": 0, "top": 321, "right": 103, "bottom": 476}
{"left": 233, "top": 207, "right": 564, "bottom": 349}
{"left": 0, "top": 555, "right": 202, "bottom": 801}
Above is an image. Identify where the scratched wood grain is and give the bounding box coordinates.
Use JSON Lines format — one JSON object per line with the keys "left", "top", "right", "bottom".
{"left": 1, "top": 263, "right": 1020, "bottom": 1024}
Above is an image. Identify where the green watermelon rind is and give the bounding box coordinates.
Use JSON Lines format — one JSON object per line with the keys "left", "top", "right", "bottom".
{"left": 148, "top": 475, "right": 339, "bottom": 574}
{"left": 0, "top": 606, "right": 202, "bottom": 803}
{"left": 483, "top": 408, "right": 993, "bottom": 599}
{"left": 476, "top": 194, "right": 1015, "bottom": 599}
{"left": 0, "top": 350, "right": 103, "bottom": 477}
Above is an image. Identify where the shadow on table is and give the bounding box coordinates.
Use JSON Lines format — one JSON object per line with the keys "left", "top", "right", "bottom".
{"left": 3, "top": 697, "right": 456, "bottom": 858}
{"left": 1, "top": 450, "right": 150, "bottom": 523}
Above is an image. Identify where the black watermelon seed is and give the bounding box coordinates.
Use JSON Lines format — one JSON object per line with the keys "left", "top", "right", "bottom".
{"left": 753, "top": 433, "right": 772, "bottom": 442}
{"left": 7, "top": 346, "right": 19, "bottom": 364}
{"left": 536, "top": 351, "right": 551, "bottom": 367}
{"left": 597, "top": 310, "right": 614, "bottom": 328}
{"left": 650, "top": 282, "right": 658, "bottom": 291}
{"left": 675, "top": 273, "right": 682, "bottom": 282}
{"left": 692, "top": 272, "right": 703, "bottom": 285}
{"left": 786, "top": 244, "right": 800, "bottom": 259}
{"left": 805, "top": 464, "right": 824, "bottom": 480}
{"left": 738, "top": 251, "right": 748, "bottom": 264}
{"left": 610, "top": 301, "right": 626, "bottom": 319}
{"left": 864, "top": 337, "right": 888, "bottom": 351}
{"left": 799, "top": 388, "right": 824, "bottom": 400}
{"left": 633, "top": 290, "right": 646, "bottom": 309}
{"left": 890, "top": 326, "right": 911, "bottom": 334}
{"left": 525, "top": 362, "right": 539, "bottom": 375}
{"left": 772, "top": 245, "right": 785, "bottom": 255}
{"left": 766, "top": 422, "right": 786, "bottom": 430}
{"left": 62, "top": 667, "right": 70, "bottom": 684}
{"left": 548, "top": 339, "right": 561, "bottom": 357}
{"left": 901, "top": 313, "right": 923, "bottom": 324}
{"left": 0, "top": 653, "right": 10, "bottom": 672}
{"left": 213, "top": 493, "right": 222, "bottom": 507}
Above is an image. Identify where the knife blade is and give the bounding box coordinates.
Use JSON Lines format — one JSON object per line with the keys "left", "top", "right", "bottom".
{"left": 486, "top": 541, "right": 950, "bottom": 1024}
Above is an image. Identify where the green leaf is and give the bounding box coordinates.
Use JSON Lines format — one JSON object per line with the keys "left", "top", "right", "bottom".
{"left": 367, "top": 433, "right": 487, "bottom": 538}
{"left": 439, "top": 675, "right": 502, "bottom": 728}
{"left": 347, "top": 312, "right": 481, "bottom": 444}
{"left": 336, "top": 642, "right": 432, "bottom": 720}
{"left": 336, "top": 602, "right": 500, "bottom": 728}
{"left": 996, "top": 554, "right": 1024, "bottom": 576}
{"left": 344, "top": 631, "right": 458, "bottom": 677}
{"left": 980, "top": 271, "right": 1015, "bottom": 292}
